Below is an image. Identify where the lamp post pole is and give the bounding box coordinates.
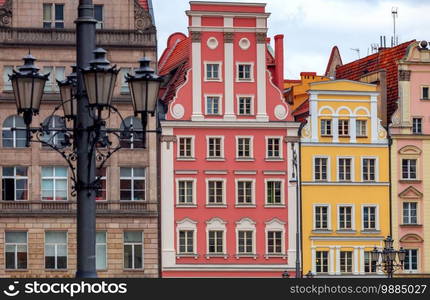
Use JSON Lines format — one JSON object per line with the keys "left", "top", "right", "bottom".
{"left": 75, "top": 0, "right": 97, "bottom": 278}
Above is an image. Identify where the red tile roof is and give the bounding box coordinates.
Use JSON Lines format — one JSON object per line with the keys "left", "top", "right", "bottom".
{"left": 159, "top": 37, "right": 190, "bottom": 76}
{"left": 292, "top": 99, "right": 309, "bottom": 123}
{"left": 335, "top": 40, "right": 415, "bottom": 120}
{"left": 138, "top": 0, "right": 149, "bottom": 10}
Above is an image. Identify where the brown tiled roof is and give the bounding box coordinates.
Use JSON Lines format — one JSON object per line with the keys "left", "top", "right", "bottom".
{"left": 335, "top": 40, "right": 415, "bottom": 120}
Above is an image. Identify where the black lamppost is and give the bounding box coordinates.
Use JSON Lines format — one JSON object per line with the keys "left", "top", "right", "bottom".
{"left": 371, "top": 236, "right": 407, "bottom": 278}
{"left": 290, "top": 140, "right": 302, "bottom": 278}
{"left": 9, "top": 0, "right": 161, "bottom": 278}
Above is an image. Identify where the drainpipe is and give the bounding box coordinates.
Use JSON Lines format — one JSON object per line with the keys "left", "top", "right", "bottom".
{"left": 298, "top": 122, "right": 305, "bottom": 278}
{"left": 388, "top": 132, "right": 393, "bottom": 237}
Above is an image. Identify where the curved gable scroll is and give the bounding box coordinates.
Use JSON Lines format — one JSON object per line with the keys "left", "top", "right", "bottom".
{"left": 399, "top": 145, "right": 422, "bottom": 155}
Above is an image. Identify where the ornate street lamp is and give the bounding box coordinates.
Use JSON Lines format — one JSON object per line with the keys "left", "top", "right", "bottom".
{"left": 371, "top": 236, "right": 406, "bottom": 278}
{"left": 282, "top": 271, "right": 290, "bottom": 278}
{"left": 57, "top": 65, "right": 78, "bottom": 120}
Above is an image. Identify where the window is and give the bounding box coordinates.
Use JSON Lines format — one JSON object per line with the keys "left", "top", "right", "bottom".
{"left": 120, "top": 168, "right": 146, "bottom": 201}
{"left": 43, "top": 3, "right": 64, "bottom": 28}
{"left": 320, "top": 119, "right": 332, "bottom": 136}
{"left": 314, "top": 157, "right": 328, "bottom": 181}
{"left": 402, "top": 159, "right": 417, "bottom": 180}
{"left": 5, "top": 232, "right": 27, "bottom": 270}
{"left": 314, "top": 206, "right": 329, "bottom": 230}
{"left": 237, "top": 180, "right": 253, "bottom": 205}
{"left": 238, "top": 231, "right": 253, "bottom": 254}
{"left": 43, "top": 66, "right": 65, "bottom": 92}
{"left": 179, "top": 230, "right": 194, "bottom": 254}
{"left": 338, "top": 206, "right": 352, "bottom": 230}
{"left": 338, "top": 158, "right": 352, "bottom": 181}
{"left": 267, "top": 138, "right": 281, "bottom": 158}
{"left": 205, "top": 63, "right": 220, "bottom": 80}
{"left": 404, "top": 249, "right": 418, "bottom": 271}
{"left": 3, "top": 65, "right": 13, "bottom": 91}
{"left": 41, "top": 116, "right": 67, "bottom": 148}
{"left": 267, "top": 231, "right": 282, "bottom": 254}
{"left": 266, "top": 180, "right": 283, "bottom": 205}
{"left": 356, "top": 120, "right": 367, "bottom": 137}
{"left": 315, "top": 251, "right": 328, "bottom": 273}
{"left": 94, "top": 5, "right": 103, "bottom": 29}
{"left": 95, "top": 168, "right": 106, "bottom": 201}
{"left": 363, "top": 206, "right": 377, "bottom": 230}
{"left": 237, "top": 137, "right": 252, "bottom": 158}
{"left": 45, "top": 231, "right": 67, "bottom": 269}
{"left": 96, "top": 231, "right": 107, "bottom": 270}
{"left": 238, "top": 97, "right": 253, "bottom": 115}
{"left": 422, "top": 87, "right": 429, "bottom": 100}
{"left": 207, "top": 180, "right": 224, "bottom": 205}
{"left": 413, "top": 118, "right": 422, "bottom": 134}
{"left": 124, "top": 232, "right": 143, "bottom": 269}
{"left": 207, "top": 137, "right": 223, "bottom": 158}
{"left": 340, "top": 251, "right": 352, "bottom": 273}
{"left": 41, "top": 166, "right": 67, "bottom": 201}
{"left": 338, "top": 120, "right": 349, "bottom": 136}
{"left": 120, "top": 68, "right": 131, "bottom": 93}
{"left": 206, "top": 96, "right": 221, "bottom": 115}
{"left": 2, "top": 167, "right": 28, "bottom": 201}
{"left": 177, "top": 180, "right": 194, "bottom": 204}
{"left": 403, "top": 202, "right": 418, "bottom": 225}
{"left": 208, "top": 230, "right": 224, "bottom": 254}
{"left": 120, "top": 116, "right": 144, "bottom": 149}
{"left": 364, "top": 251, "right": 377, "bottom": 273}
{"left": 237, "top": 64, "right": 252, "bottom": 81}
{"left": 2, "top": 115, "right": 27, "bottom": 148}
{"left": 178, "top": 137, "right": 193, "bottom": 158}
{"left": 362, "top": 158, "right": 376, "bottom": 181}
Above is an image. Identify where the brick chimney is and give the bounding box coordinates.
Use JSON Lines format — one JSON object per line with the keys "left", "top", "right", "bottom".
{"left": 274, "top": 34, "right": 284, "bottom": 91}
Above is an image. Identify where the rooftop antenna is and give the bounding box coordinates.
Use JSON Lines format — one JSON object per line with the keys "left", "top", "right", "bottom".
{"left": 392, "top": 7, "right": 398, "bottom": 46}
{"left": 351, "top": 48, "right": 360, "bottom": 59}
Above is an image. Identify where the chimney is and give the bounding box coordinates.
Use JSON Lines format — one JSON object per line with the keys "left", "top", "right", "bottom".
{"left": 274, "top": 34, "right": 284, "bottom": 91}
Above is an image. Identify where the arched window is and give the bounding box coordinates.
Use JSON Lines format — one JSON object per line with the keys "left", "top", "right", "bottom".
{"left": 41, "top": 116, "right": 66, "bottom": 148}
{"left": 2, "top": 115, "right": 27, "bottom": 148}
{"left": 120, "top": 116, "right": 144, "bottom": 149}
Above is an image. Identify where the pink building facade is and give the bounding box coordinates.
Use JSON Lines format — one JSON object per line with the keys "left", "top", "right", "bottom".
{"left": 159, "top": 1, "right": 300, "bottom": 277}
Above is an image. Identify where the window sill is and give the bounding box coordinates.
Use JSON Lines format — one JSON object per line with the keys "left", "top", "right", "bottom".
{"left": 336, "top": 230, "right": 356, "bottom": 234}
{"left": 206, "top": 204, "right": 227, "bottom": 208}
{"left": 235, "top": 254, "right": 258, "bottom": 259}
{"left": 321, "top": 135, "right": 333, "bottom": 137}
{"left": 5, "top": 269, "right": 29, "bottom": 272}
{"left": 235, "top": 204, "right": 256, "bottom": 208}
{"left": 176, "top": 254, "right": 199, "bottom": 259}
{"left": 205, "top": 254, "right": 228, "bottom": 259}
{"left": 399, "top": 179, "right": 421, "bottom": 184}
{"left": 265, "top": 158, "right": 284, "bottom": 162}
{"left": 177, "top": 157, "right": 196, "bottom": 161}
{"left": 176, "top": 204, "right": 197, "bottom": 208}
{"left": 338, "top": 135, "right": 350, "bottom": 138}
{"left": 236, "top": 79, "right": 254, "bottom": 83}
{"left": 264, "top": 204, "right": 285, "bottom": 208}
{"left": 45, "top": 269, "right": 69, "bottom": 272}
{"left": 357, "top": 136, "right": 368, "bottom": 138}
{"left": 400, "top": 224, "right": 422, "bottom": 227}
{"left": 206, "top": 158, "right": 225, "bottom": 162}
{"left": 360, "top": 230, "right": 381, "bottom": 234}
{"left": 264, "top": 254, "right": 287, "bottom": 259}
{"left": 312, "top": 229, "right": 333, "bottom": 234}
{"left": 236, "top": 158, "right": 254, "bottom": 162}
{"left": 204, "top": 78, "right": 222, "bottom": 82}
{"left": 123, "top": 269, "right": 145, "bottom": 272}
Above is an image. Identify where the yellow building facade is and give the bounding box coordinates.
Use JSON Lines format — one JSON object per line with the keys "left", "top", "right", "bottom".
{"left": 300, "top": 80, "right": 390, "bottom": 277}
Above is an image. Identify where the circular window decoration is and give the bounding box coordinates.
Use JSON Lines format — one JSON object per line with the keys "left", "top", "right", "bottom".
{"left": 171, "top": 104, "right": 185, "bottom": 119}
{"left": 207, "top": 37, "right": 219, "bottom": 50}
{"left": 239, "top": 38, "right": 251, "bottom": 50}
{"left": 274, "top": 105, "right": 288, "bottom": 120}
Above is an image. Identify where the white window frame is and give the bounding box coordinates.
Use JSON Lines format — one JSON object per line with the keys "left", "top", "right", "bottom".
{"left": 404, "top": 249, "right": 419, "bottom": 273}
{"left": 235, "top": 178, "right": 256, "bottom": 206}
{"left": 41, "top": 166, "right": 68, "bottom": 201}
{"left": 236, "top": 62, "right": 254, "bottom": 82}
{"left": 123, "top": 231, "right": 144, "bottom": 270}
{"left": 175, "top": 178, "right": 197, "bottom": 206}
{"left": 412, "top": 117, "right": 423, "bottom": 134}
{"left": 236, "top": 136, "right": 254, "bottom": 159}
{"left": 320, "top": 119, "right": 332, "bottom": 136}
{"left": 401, "top": 158, "right": 418, "bottom": 180}
{"left": 265, "top": 136, "right": 283, "bottom": 159}
{"left": 235, "top": 218, "right": 256, "bottom": 257}
{"left": 119, "top": 167, "right": 146, "bottom": 201}
{"left": 96, "top": 231, "right": 107, "bottom": 270}
{"left": 313, "top": 204, "right": 331, "bottom": 230}
{"left": 206, "top": 218, "right": 227, "bottom": 257}
{"left": 361, "top": 157, "right": 379, "bottom": 182}
{"left": 205, "top": 94, "right": 223, "bottom": 116}
{"left": 402, "top": 201, "right": 419, "bottom": 225}
{"left": 44, "top": 231, "right": 68, "bottom": 270}
{"left": 3, "top": 65, "right": 13, "bottom": 91}
{"left": 264, "top": 178, "right": 285, "bottom": 206}
{"left": 315, "top": 250, "right": 329, "bottom": 274}
{"left": 2, "top": 115, "right": 27, "bottom": 148}
{"left": 337, "top": 156, "right": 354, "bottom": 182}
{"left": 338, "top": 119, "right": 350, "bottom": 137}
{"left": 313, "top": 156, "right": 330, "bottom": 181}
{"left": 2, "top": 166, "right": 29, "bottom": 201}
{"left": 176, "top": 218, "right": 197, "bottom": 256}
{"left": 206, "top": 136, "right": 224, "bottom": 159}
{"left": 206, "top": 178, "right": 226, "bottom": 206}
{"left": 237, "top": 95, "right": 254, "bottom": 116}
{"left": 356, "top": 119, "right": 368, "bottom": 137}
{"left": 421, "top": 86, "right": 429, "bottom": 100}
{"left": 177, "top": 136, "right": 195, "bottom": 159}
{"left": 5, "top": 231, "right": 28, "bottom": 270}
{"left": 43, "top": 3, "right": 64, "bottom": 28}
{"left": 94, "top": 4, "right": 104, "bottom": 29}
{"left": 204, "top": 61, "right": 222, "bottom": 82}
{"left": 361, "top": 204, "right": 379, "bottom": 231}
{"left": 340, "top": 250, "right": 353, "bottom": 273}
{"left": 265, "top": 218, "right": 286, "bottom": 257}
{"left": 337, "top": 204, "right": 355, "bottom": 231}
{"left": 43, "top": 66, "right": 65, "bottom": 92}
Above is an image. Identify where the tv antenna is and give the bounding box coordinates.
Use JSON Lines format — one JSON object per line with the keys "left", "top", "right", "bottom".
{"left": 392, "top": 7, "right": 398, "bottom": 46}
{"left": 351, "top": 48, "right": 360, "bottom": 59}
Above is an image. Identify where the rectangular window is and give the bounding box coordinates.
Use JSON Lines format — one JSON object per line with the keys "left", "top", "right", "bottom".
{"left": 207, "top": 180, "right": 224, "bottom": 204}
{"left": 120, "top": 168, "right": 146, "bottom": 201}
{"left": 314, "top": 158, "right": 328, "bottom": 181}
{"left": 267, "top": 231, "right": 282, "bottom": 254}
{"left": 45, "top": 231, "right": 67, "bottom": 269}
{"left": 338, "top": 120, "right": 349, "bottom": 136}
{"left": 3, "top": 65, "right": 13, "bottom": 91}
{"left": 208, "top": 230, "right": 224, "bottom": 254}
{"left": 315, "top": 251, "right": 328, "bottom": 273}
{"left": 402, "top": 159, "right": 417, "bottom": 180}
{"left": 206, "top": 96, "right": 220, "bottom": 115}
{"left": 41, "top": 166, "right": 67, "bottom": 201}
{"left": 238, "top": 231, "right": 253, "bottom": 254}
{"left": 207, "top": 137, "right": 222, "bottom": 158}
{"left": 237, "top": 180, "right": 253, "bottom": 205}
{"left": 43, "top": 4, "right": 64, "bottom": 29}
{"left": 95, "top": 168, "right": 106, "bottom": 201}
{"left": 267, "top": 138, "right": 281, "bottom": 158}
{"left": 206, "top": 64, "right": 220, "bottom": 80}
{"left": 120, "top": 68, "right": 131, "bottom": 93}
{"left": 178, "top": 137, "right": 193, "bottom": 158}
{"left": 362, "top": 158, "right": 376, "bottom": 181}
{"left": 2, "top": 167, "right": 28, "bottom": 201}
{"left": 338, "top": 158, "right": 352, "bottom": 181}
{"left": 403, "top": 202, "right": 418, "bottom": 225}
{"left": 179, "top": 230, "right": 194, "bottom": 254}
{"left": 320, "top": 119, "right": 332, "bottom": 136}
{"left": 363, "top": 206, "right": 377, "bottom": 230}
{"left": 238, "top": 97, "right": 252, "bottom": 115}
{"left": 356, "top": 120, "right": 367, "bottom": 137}
{"left": 124, "top": 232, "right": 143, "bottom": 269}
{"left": 43, "top": 66, "right": 65, "bottom": 92}
{"left": 404, "top": 249, "right": 418, "bottom": 271}
{"left": 314, "top": 206, "right": 328, "bottom": 230}
{"left": 178, "top": 180, "right": 194, "bottom": 204}
{"left": 94, "top": 5, "right": 103, "bottom": 29}
{"left": 238, "top": 64, "right": 252, "bottom": 80}
{"left": 266, "top": 180, "right": 282, "bottom": 205}
{"left": 5, "top": 232, "right": 27, "bottom": 270}
{"left": 339, "top": 206, "right": 352, "bottom": 230}
{"left": 96, "top": 231, "right": 107, "bottom": 270}
{"left": 413, "top": 118, "right": 422, "bottom": 134}
{"left": 422, "top": 87, "right": 429, "bottom": 100}
{"left": 364, "top": 251, "right": 377, "bottom": 273}
{"left": 237, "top": 137, "right": 252, "bottom": 158}
{"left": 340, "top": 251, "right": 353, "bottom": 273}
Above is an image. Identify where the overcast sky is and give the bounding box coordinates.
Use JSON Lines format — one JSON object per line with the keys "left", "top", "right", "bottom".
{"left": 152, "top": 0, "right": 428, "bottom": 79}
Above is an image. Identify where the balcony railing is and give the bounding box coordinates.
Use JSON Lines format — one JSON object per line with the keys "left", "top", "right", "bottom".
{"left": 0, "top": 200, "right": 157, "bottom": 217}
{"left": 0, "top": 27, "right": 156, "bottom": 49}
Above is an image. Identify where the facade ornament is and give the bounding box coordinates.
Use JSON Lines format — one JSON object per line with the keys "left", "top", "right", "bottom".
{"left": 191, "top": 31, "right": 201, "bottom": 42}
{"left": 0, "top": 0, "right": 12, "bottom": 27}
{"left": 134, "top": 0, "right": 153, "bottom": 30}
{"left": 398, "top": 70, "right": 411, "bottom": 81}
{"left": 256, "top": 32, "right": 267, "bottom": 44}
{"left": 223, "top": 32, "right": 234, "bottom": 43}
{"left": 160, "top": 135, "right": 177, "bottom": 150}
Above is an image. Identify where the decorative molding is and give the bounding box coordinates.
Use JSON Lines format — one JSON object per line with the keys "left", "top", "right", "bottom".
{"left": 399, "top": 145, "right": 422, "bottom": 155}
{"left": 223, "top": 32, "right": 234, "bottom": 43}
{"left": 207, "top": 37, "right": 219, "bottom": 50}
{"left": 134, "top": 0, "right": 153, "bottom": 30}
{"left": 274, "top": 104, "right": 288, "bottom": 120}
{"left": 171, "top": 104, "right": 185, "bottom": 119}
{"left": 191, "top": 31, "right": 201, "bottom": 42}
{"left": 239, "top": 38, "right": 251, "bottom": 50}
{"left": 0, "top": 0, "right": 12, "bottom": 27}
{"left": 400, "top": 233, "right": 423, "bottom": 243}
{"left": 160, "top": 135, "right": 177, "bottom": 149}
{"left": 399, "top": 186, "right": 423, "bottom": 199}
{"left": 256, "top": 32, "right": 266, "bottom": 44}
{"left": 399, "top": 70, "right": 411, "bottom": 81}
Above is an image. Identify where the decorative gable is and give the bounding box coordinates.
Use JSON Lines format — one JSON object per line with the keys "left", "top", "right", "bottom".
{"left": 399, "top": 186, "right": 423, "bottom": 199}
{"left": 399, "top": 145, "right": 422, "bottom": 155}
